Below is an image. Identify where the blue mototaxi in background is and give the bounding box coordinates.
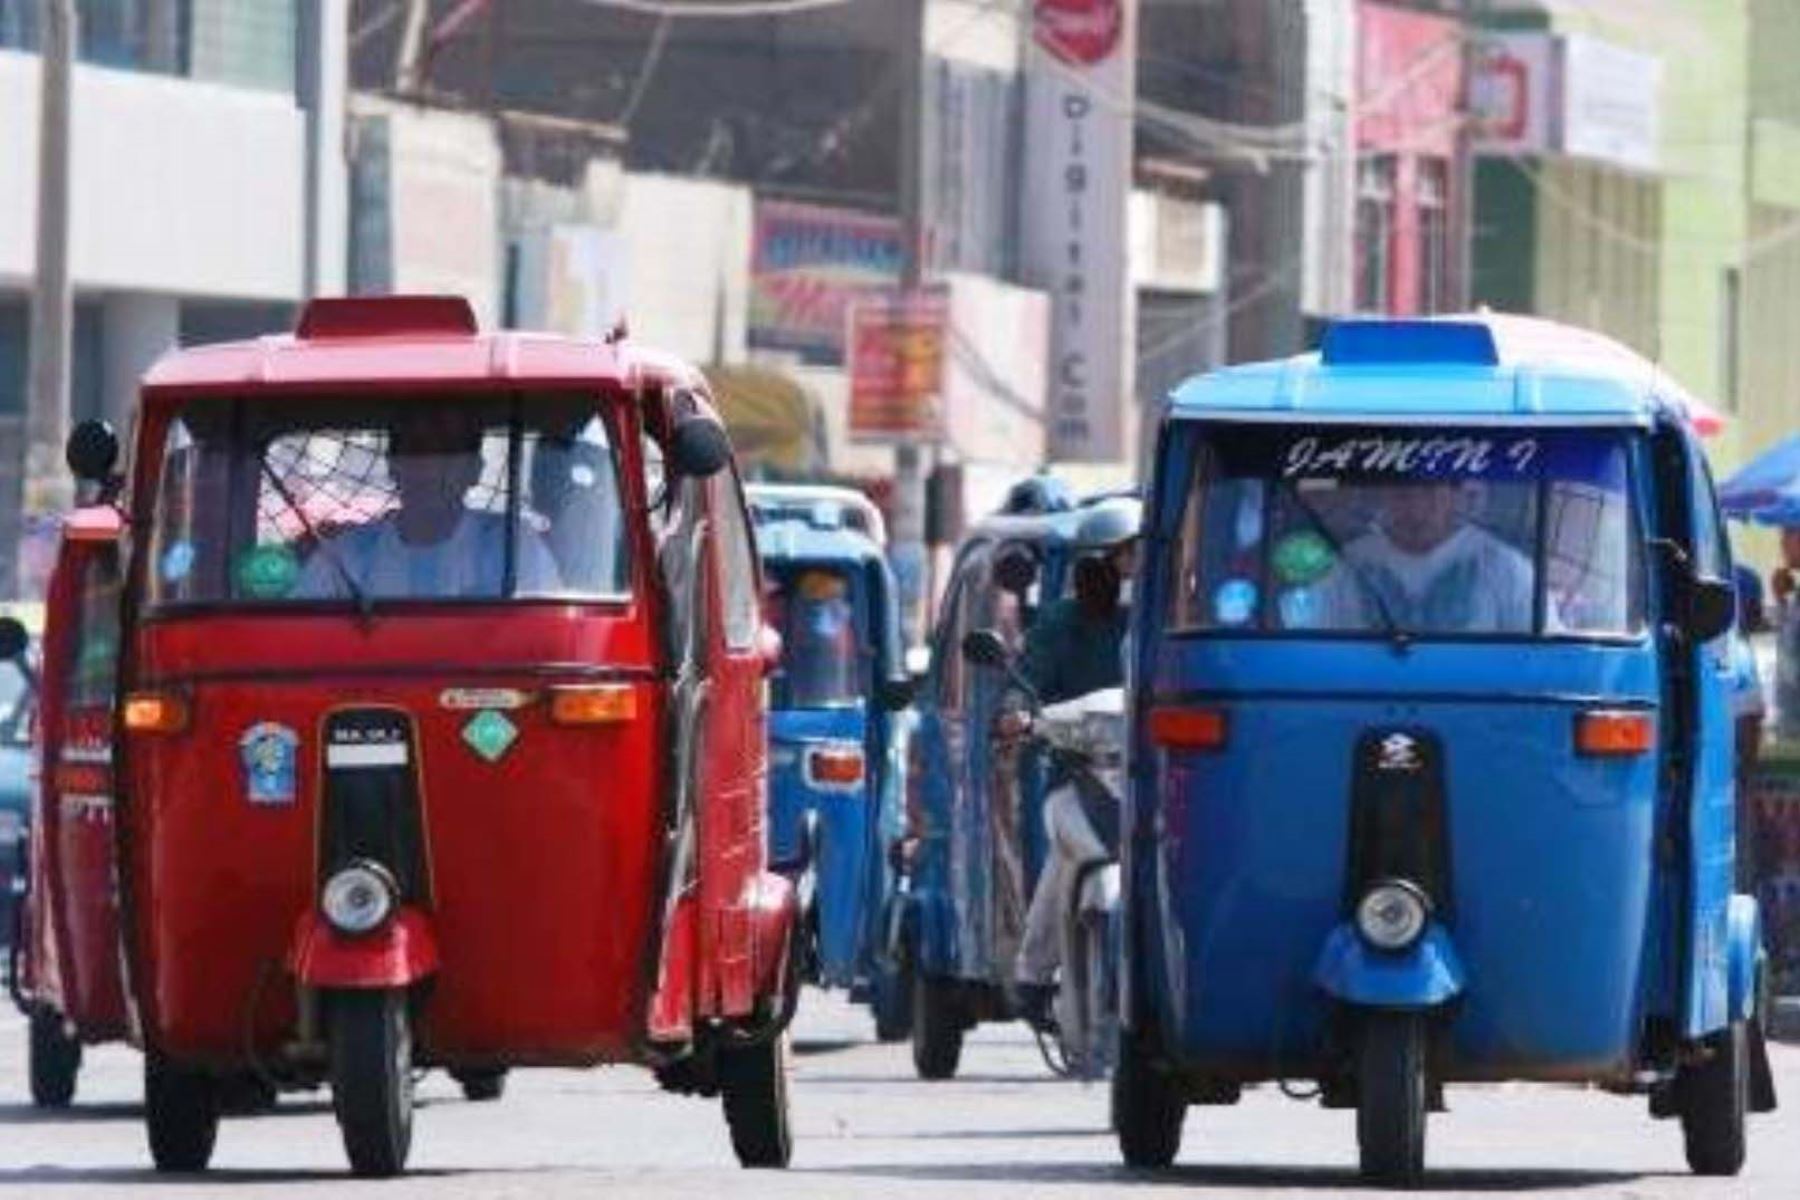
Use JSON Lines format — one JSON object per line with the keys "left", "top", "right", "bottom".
{"left": 1116, "top": 316, "right": 1777, "bottom": 1186}
{"left": 901, "top": 481, "right": 1136, "bottom": 1079}
{"left": 747, "top": 485, "right": 916, "bottom": 1040}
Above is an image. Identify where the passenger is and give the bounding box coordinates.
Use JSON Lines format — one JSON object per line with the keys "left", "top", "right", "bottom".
{"left": 294, "top": 411, "right": 561, "bottom": 600}
{"left": 1314, "top": 482, "right": 1533, "bottom": 633}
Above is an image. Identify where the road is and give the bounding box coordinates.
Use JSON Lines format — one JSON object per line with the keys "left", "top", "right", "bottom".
{"left": 1, "top": 995, "right": 1795, "bottom": 1198}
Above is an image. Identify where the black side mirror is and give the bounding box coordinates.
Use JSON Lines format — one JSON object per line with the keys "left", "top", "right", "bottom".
{"left": 66, "top": 419, "right": 120, "bottom": 484}
{"left": 960, "top": 629, "right": 1008, "bottom": 668}
{"left": 669, "top": 416, "right": 732, "bottom": 479}
{"left": 0, "top": 616, "right": 26, "bottom": 661}
{"left": 994, "top": 545, "right": 1039, "bottom": 594}
{"left": 1688, "top": 576, "right": 1736, "bottom": 644}
{"left": 878, "top": 676, "right": 916, "bottom": 712}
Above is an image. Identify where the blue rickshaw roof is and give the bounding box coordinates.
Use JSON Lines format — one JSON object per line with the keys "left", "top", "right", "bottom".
{"left": 752, "top": 517, "right": 888, "bottom": 567}
{"left": 1168, "top": 315, "right": 1705, "bottom": 429}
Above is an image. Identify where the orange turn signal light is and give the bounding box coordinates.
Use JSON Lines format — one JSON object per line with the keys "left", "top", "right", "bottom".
{"left": 806, "top": 746, "right": 866, "bottom": 788}
{"left": 122, "top": 691, "right": 190, "bottom": 735}
{"left": 1575, "top": 710, "right": 1655, "bottom": 757}
{"left": 548, "top": 684, "right": 638, "bottom": 726}
{"left": 1147, "top": 705, "right": 1228, "bottom": 752}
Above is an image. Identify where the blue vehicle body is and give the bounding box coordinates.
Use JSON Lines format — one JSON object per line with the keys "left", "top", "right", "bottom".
{"left": 0, "top": 649, "right": 35, "bottom": 950}
{"left": 1121, "top": 318, "right": 1772, "bottom": 1171}
{"left": 749, "top": 488, "right": 911, "bottom": 1026}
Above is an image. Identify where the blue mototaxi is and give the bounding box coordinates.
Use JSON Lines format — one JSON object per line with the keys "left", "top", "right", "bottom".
{"left": 747, "top": 485, "right": 915, "bottom": 1039}
{"left": 1117, "top": 317, "right": 1777, "bottom": 1185}
{"left": 902, "top": 482, "right": 1137, "bottom": 1079}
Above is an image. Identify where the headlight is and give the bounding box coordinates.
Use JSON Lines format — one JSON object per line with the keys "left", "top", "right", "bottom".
{"left": 1355, "top": 879, "right": 1430, "bottom": 952}
{"left": 320, "top": 862, "right": 397, "bottom": 935}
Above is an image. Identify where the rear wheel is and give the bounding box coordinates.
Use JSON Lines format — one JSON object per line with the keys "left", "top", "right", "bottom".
{"left": 719, "top": 1034, "right": 793, "bottom": 1168}
{"left": 1357, "top": 1011, "right": 1428, "bottom": 1188}
{"left": 1680, "top": 1022, "right": 1748, "bottom": 1177}
{"left": 910, "top": 971, "right": 963, "bottom": 1080}
{"left": 144, "top": 1052, "right": 220, "bottom": 1173}
{"left": 28, "top": 1010, "right": 81, "bottom": 1108}
{"left": 330, "top": 989, "right": 414, "bottom": 1177}
{"left": 452, "top": 1068, "right": 507, "bottom": 1102}
{"left": 1113, "top": 1027, "right": 1184, "bottom": 1168}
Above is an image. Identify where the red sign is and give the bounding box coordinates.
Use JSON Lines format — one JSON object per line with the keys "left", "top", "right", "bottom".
{"left": 1034, "top": 0, "right": 1123, "bottom": 67}
{"left": 847, "top": 290, "right": 949, "bottom": 442}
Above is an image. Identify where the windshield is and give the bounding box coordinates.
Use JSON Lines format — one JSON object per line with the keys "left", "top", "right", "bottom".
{"left": 0, "top": 660, "right": 29, "bottom": 746}
{"left": 764, "top": 564, "right": 868, "bottom": 709}
{"left": 146, "top": 395, "right": 630, "bottom": 607}
{"left": 1168, "top": 426, "right": 1644, "bottom": 639}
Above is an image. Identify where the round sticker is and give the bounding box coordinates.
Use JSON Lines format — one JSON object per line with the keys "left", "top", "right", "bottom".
{"left": 1279, "top": 587, "right": 1321, "bottom": 629}
{"left": 1213, "top": 579, "right": 1258, "bottom": 627}
{"left": 1272, "top": 531, "right": 1335, "bottom": 586}
{"left": 234, "top": 544, "right": 300, "bottom": 599}
{"left": 160, "top": 540, "right": 196, "bottom": 583}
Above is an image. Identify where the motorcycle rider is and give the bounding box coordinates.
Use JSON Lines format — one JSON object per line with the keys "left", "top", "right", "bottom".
{"left": 1003, "top": 498, "right": 1140, "bottom": 1030}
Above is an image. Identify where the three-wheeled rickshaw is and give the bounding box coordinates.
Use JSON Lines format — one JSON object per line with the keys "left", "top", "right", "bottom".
{"left": 1117, "top": 316, "right": 1776, "bottom": 1184}
{"left": 901, "top": 482, "right": 1139, "bottom": 1079}
{"left": 13, "top": 295, "right": 799, "bottom": 1177}
{"left": 747, "top": 485, "right": 915, "bottom": 1040}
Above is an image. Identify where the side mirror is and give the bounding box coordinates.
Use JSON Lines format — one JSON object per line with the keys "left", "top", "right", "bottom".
{"left": 669, "top": 416, "right": 732, "bottom": 479}
{"left": 878, "top": 676, "right": 916, "bottom": 712}
{"left": 994, "top": 545, "right": 1039, "bottom": 594}
{"left": 66, "top": 419, "right": 120, "bottom": 484}
{"left": 0, "top": 616, "right": 26, "bottom": 661}
{"left": 960, "top": 629, "right": 1009, "bottom": 669}
{"left": 1688, "top": 576, "right": 1736, "bottom": 644}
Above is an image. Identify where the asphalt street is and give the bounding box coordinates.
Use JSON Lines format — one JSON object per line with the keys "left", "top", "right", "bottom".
{"left": 1, "top": 994, "right": 1795, "bottom": 1198}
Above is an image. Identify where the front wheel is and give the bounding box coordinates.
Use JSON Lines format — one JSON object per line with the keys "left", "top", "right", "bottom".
{"left": 910, "top": 971, "right": 963, "bottom": 1080}
{"left": 870, "top": 957, "right": 913, "bottom": 1043}
{"left": 1357, "top": 1011, "right": 1428, "bottom": 1188}
{"left": 1113, "top": 1027, "right": 1184, "bottom": 1168}
{"left": 1680, "top": 1022, "right": 1748, "bottom": 1177}
{"left": 452, "top": 1068, "right": 507, "bottom": 1103}
{"left": 144, "top": 1053, "right": 220, "bottom": 1173}
{"left": 330, "top": 989, "right": 414, "bottom": 1177}
{"left": 29, "top": 1010, "right": 81, "bottom": 1108}
{"left": 718, "top": 1034, "right": 793, "bottom": 1168}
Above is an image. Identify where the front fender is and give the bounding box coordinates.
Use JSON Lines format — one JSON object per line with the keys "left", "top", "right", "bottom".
{"left": 1312, "top": 923, "right": 1465, "bottom": 1009}
{"left": 747, "top": 870, "right": 799, "bottom": 1000}
{"left": 288, "top": 908, "right": 440, "bottom": 990}
{"left": 1727, "top": 893, "right": 1763, "bottom": 1025}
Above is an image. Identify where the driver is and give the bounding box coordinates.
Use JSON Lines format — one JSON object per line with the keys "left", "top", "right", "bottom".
{"left": 1314, "top": 482, "right": 1532, "bottom": 633}
{"left": 294, "top": 410, "right": 561, "bottom": 600}
{"left": 1005, "top": 499, "right": 1138, "bottom": 1030}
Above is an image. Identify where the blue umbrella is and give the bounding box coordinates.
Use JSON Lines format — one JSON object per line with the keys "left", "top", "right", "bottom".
{"left": 1720, "top": 434, "right": 1800, "bottom": 526}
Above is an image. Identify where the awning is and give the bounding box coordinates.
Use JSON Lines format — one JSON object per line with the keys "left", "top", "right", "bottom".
{"left": 703, "top": 365, "right": 822, "bottom": 475}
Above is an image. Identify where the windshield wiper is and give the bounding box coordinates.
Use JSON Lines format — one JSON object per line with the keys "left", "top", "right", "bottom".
{"left": 258, "top": 459, "right": 374, "bottom": 622}
{"left": 1282, "top": 484, "right": 1409, "bottom": 649}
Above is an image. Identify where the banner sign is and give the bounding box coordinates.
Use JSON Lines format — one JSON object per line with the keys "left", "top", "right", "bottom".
{"left": 847, "top": 288, "right": 949, "bottom": 443}
{"left": 749, "top": 200, "right": 902, "bottom": 366}
{"left": 1022, "top": 0, "right": 1138, "bottom": 463}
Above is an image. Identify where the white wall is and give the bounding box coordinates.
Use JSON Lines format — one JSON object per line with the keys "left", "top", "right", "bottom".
{"left": 0, "top": 50, "right": 306, "bottom": 299}
{"left": 616, "top": 172, "right": 753, "bottom": 365}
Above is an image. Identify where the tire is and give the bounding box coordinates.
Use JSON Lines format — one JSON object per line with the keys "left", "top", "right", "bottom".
{"left": 910, "top": 971, "right": 963, "bottom": 1080}
{"left": 453, "top": 1068, "right": 507, "bottom": 1102}
{"left": 28, "top": 1010, "right": 81, "bottom": 1108}
{"left": 144, "top": 1052, "right": 220, "bottom": 1173}
{"left": 330, "top": 989, "right": 414, "bottom": 1178}
{"left": 1680, "top": 1022, "right": 1748, "bottom": 1177}
{"left": 1357, "top": 1011, "right": 1428, "bottom": 1188}
{"left": 870, "top": 958, "right": 913, "bottom": 1043}
{"left": 1113, "top": 1027, "right": 1184, "bottom": 1168}
{"left": 1080, "top": 912, "right": 1120, "bottom": 1078}
{"left": 718, "top": 1034, "right": 793, "bottom": 1169}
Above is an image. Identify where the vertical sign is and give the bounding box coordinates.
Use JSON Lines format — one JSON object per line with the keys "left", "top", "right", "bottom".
{"left": 847, "top": 289, "right": 950, "bottom": 442}
{"left": 1022, "top": 0, "right": 1137, "bottom": 463}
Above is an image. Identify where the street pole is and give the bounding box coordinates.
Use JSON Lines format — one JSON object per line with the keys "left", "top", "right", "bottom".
{"left": 1454, "top": 0, "right": 1485, "bottom": 310}
{"left": 892, "top": 0, "right": 930, "bottom": 645}
{"left": 21, "top": 0, "right": 78, "bottom": 577}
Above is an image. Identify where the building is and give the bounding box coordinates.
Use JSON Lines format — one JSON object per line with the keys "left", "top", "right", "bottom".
{"left": 0, "top": 0, "right": 347, "bottom": 597}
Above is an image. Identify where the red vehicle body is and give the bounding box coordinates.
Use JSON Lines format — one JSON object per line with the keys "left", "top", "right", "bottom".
{"left": 6, "top": 296, "right": 798, "bottom": 1176}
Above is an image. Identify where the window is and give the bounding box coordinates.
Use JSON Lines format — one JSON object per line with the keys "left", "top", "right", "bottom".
{"left": 711, "top": 473, "right": 761, "bottom": 651}
{"left": 1355, "top": 156, "right": 1397, "bottom": 314}
{"left": 145, "top": 396, "right": 630, "bottom": 607}
{"left": 1169, "top": 425, "right": 1645, "bottom": 640}
{"left": 766, "top": 564, "right": 869, "bottom": 709}
{"left": 1417, "top": 158, "right": 1451, "bottom": 315}
{"left": 68, "top": 549, "right": 122, "bottom": 708}
{"left": 0, "top": 659, "right": 30, "bottom": 747}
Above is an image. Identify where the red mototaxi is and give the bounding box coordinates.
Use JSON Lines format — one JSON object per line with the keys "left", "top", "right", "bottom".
{"left": 19, "top": 296, "right": 799, "bottom": 1175}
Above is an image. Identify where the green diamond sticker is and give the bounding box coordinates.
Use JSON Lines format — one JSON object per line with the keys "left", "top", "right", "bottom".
{"left": 462, "top": 710, "right": 518, "bottom": 762}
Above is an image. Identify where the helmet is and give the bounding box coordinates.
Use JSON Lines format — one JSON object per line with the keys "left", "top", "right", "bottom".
{"left": 1072, "top": 497, "right": 1141, "bottom": 553}
{"left": 1000, "top": 475, "right": 1075, "bottom": 515}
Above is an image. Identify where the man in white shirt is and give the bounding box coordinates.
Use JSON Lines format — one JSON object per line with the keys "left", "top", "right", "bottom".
{"left": 294, "top": 413, "right": 561, "bottom": 600}
{"left": 1313, "top": 483, "right": 1533, "bottom": 634}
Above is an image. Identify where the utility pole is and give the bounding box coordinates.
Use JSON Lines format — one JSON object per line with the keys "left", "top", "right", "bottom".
{"left": 892, "top": 0, "right": 930, "bottom": 645}
{"left": 1454, "top": 0, "right": 1486, "bottom": 310}
{"left": 21, "top": 0, "right": 78, "bottom": 581}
